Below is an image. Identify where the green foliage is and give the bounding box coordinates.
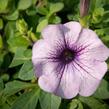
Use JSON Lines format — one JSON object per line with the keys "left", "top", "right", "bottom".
{"left": 0, "top": 18, "right": 3, "bottom": 29}
{"left": 68, "top": 99, "right": 83, "bottom": 109}
{"left": 18, "top": 60, "right": 35, "bottom": 80}
{"left": 0, "top": 0, "right": 9, "bottom": 13}
{"left": 0, "top": 35, "right": 3, "bottom": 48}
{"left": 4, "top": 10, "right": 19, "bottom": 21}
{"left": 39, "top": 91, "right": 61, "bottom": 109}
{"left": 79, "top": 96, "right": 109, "bottom": 109}
{"left": 0, "top": 78, "right": 4, "bottom": 92}
{"left": 18, "top": 0, "right": 33, "bottom": 10}
{"left": 36, "top": 19, "right": 48, "bottom": 32}
{"left": 3, "top": 80, "right": 36, "bottom": 97}
{"left": 49, "top": 2, "right": 64, "bottom": 15}
{"left": 0, "top": 0, "right": 109, "bottom": 109}
{"left": 94, "top": 79, "right": 109, "bottom": 99}
{"left": 10, "top": 48, "right": 31, "bottom": 67}
{"left": 11, "top": 88, "right": 39, "bottom": 109}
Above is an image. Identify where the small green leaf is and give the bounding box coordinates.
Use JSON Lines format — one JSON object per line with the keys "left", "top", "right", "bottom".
{"left": 0, "top": 18, "right": 3, "bottom": 29}
{"left": 11, "top": 88, "right": 39, "bottom": 109}
{"left": 18, "top": 60, "right": 35, "bottom": 81}
{"left": 4, "top": 21, "right": 16, "bottom": 39}
{"left": 93, "top": 79, "right": 109, "bottom": 99}
{"left": 26, "top": 6, "right": 37, "bottom": 16}
{"left": 1, "top": 74, "right": 9, "bottom": 82}
{"left": 95, "top": 28, "right": 109, "bottom": 36}
{"left": 18, "top": 0, "right": 32, "bottom": 10}
{"left": 49, "top": 16, "right": 61, "bottom": 24}
{"left": 32, "top": 0, "right": 37, "bottom": 5}
{"left": 3, "top": 80, "right": 36, "bottom": 97}
{"left": 39, "top": 91, "right": 61, "bottom": 109}
{"left": 68, "top": 99, "right": 83, "bottom": 109}
{"left": 0, "top": 51, "right": 6, "bottom": 67}
{"left": 4, "top": 10, "right": 19, "bottom": 21}
{"left": 10, "top": 48, "right": 31, "bottom": 67}
{"left": 49, "top": 2, "right": 64, "bottom": 14}
{"left": 0, "top": 78, "right": 4, "bottom": 92}
{"left": 0, "top": 0, "right": 9, "bottom": 13}
{"left": 37, "top": 7, "right": 48, "bottom": 15}
{"left": 0, "top": 103, "right": 10, "bottom": 109}
{"left": 36, "top": 19, "right": 48, "bottom": 32}
{"left": 92, "top": 7, "right": 104, "bottom": 24}
{"left": 6, "top": 95, "right": 18, "bottom": 106}
{"left": 7, "top": 33, "right": 30, "bottom": 50}
{"left": 79, "top": 96, "right": 109, "bottom": 109}
{"left": 0, "top": 35, "right": 3, "bottom": 48}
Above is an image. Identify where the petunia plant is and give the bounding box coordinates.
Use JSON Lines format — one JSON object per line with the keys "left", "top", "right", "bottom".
{"left": 32, "top": 21, "right": 109, "bottom": 99}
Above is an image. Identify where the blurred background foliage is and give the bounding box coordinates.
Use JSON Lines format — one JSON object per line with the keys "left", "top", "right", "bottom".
{"left": 0, "top": 0, "right": 109, "bottom": 109}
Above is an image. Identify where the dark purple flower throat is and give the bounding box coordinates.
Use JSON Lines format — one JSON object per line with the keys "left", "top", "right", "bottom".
{"left": 59, "top": 48, "right": 76, "bottom": 64}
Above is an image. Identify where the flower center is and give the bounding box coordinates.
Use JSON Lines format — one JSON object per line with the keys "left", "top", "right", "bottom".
{"left": 60, "top": 49, "right": 76, "bottom": 64}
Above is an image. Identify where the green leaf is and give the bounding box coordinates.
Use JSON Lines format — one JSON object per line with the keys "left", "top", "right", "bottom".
{"left": 39, "top": 91, "right": 61, "bottom": 109}
{"left": 11, "top": 88, "right": 39, "bottom": 109}
{"left": 4, "top": 21, "right": 16, "bottom": 39}
{"left": 89, "top": 0, "right": 96, "bottom": 13}
{"left": 93, "top": 79, "right": 109, "bottom": 99}
{"left": 4, "top": 10, "right": 19, "bottom": 21}
{"left": 10, "top": 48, "right": 31, "bottom": 67}
{"left": 49, "top": 16, "right": 61, "bottom": 24}
{"left": 3, "top": 80, "right": 36, "bottom": 97}
{"left": 0, "top": 103, "right": 10, "bottom": 109}
{"left": 49, "top": 2, "right": 64, "bottom": 14}
{"left": 26, "top": 6, "right": 37, "bottom": 16}
{"left": 68, "top": 99, "right": 83, "bottom": 109}
{"left": 18, "top": 60, "right": 35, "bottom": 81}
{"left": 6, "top": 95, "right": 18, "bottom": 106}
{"left": 1, "top": 74, "right": 10, "bottom": 82}
{"left": 0, "top": 35, "right": 3, "bottom": 49}
{"left": 95, "top": 28, "right": 109, "bottom": 36}
{"left": 32, "top": 0, "right": 37, "bottom": 5}
{"left": 0, "top": 18, "right": 3, "bottom": 29}
{"left": 92, "top": 7, "right": 104, "bottom": 24}
{"left": 0, "top": 50, "right": 6, "bottom": 67}
{"left": 7, "top": 33, "right": 30, "bottom": 51}
{"left": 18, "top": 0, "right": 32, "bottom": 10}
{"left": 36, "top": 19, "right": 48, "bottom": 32}
{"left": 79, "top": 96, "right": 109, "bottom": 109}
{"left": 0, "top": 0, "right": 9, "bottom": 13}
{"left": 0, "top": 78, "right": 4, "bottom": 92}
{"left": 37, "top": 7, "right": 48, "bottom": 15}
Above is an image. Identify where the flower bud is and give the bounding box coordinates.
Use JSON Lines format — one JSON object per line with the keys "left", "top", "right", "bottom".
{"left": 16, "top": 19, "right": 28, "bottom": 34}
{"left": 28, "top": 30, "right": 37, "bottom": 42}
{"left": 80, "top": 0, "right": 90, "bottom": 17}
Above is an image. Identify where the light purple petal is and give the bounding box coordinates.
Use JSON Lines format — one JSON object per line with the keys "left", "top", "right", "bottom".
{"left": 38, "top": 63, "right": 63, "bottom": 93}
{"left": 71, "top": 58, "right": 107, "bottom": 96}
{"left": 77, "top": 29, "right": 109, "bottom": 61}
{"left": 55, "top": 64, "right": 81, "bottom": 99}
{"left": 79, "top": 75, "right": 100, "bottom": 96}
{"left": 63, "top": 21, "right": 82, "bottom": 44}
{"left": 41, "top": 24, "right": 64, "bottom": 46}
{"left": 32, "top": 39, "right": 51, "bottom": 60}
{"left": 38, "top": 72, "right": 60, "bottom": 92}
{"left": 74, "top": 58, "right": 107, "bottom": 80}
{"left": 32, "top": 39, "right": 55, "bottom": 77}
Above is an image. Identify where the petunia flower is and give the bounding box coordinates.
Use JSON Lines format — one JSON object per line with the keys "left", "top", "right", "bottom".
{"left": 32, "top": 21, "right": 109, "bottom": 99}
